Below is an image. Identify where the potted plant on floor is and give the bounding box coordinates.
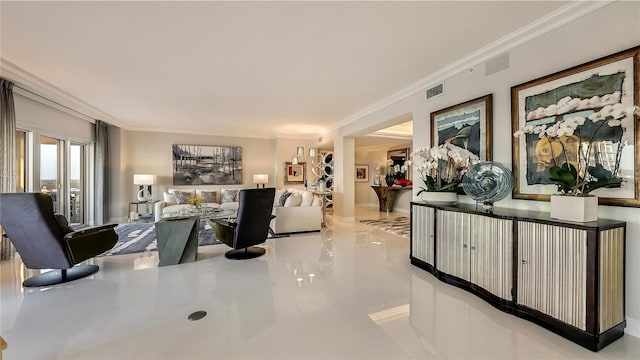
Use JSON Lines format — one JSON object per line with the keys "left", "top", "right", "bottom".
{"left": 514, "top": 103, "right": 639, "bottom": 222}
{"left": 408, "top": 143, "right": 479, "bottom": 204}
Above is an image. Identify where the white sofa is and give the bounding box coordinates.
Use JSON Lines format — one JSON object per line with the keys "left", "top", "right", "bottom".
{"left": 154, "top": 187, "right": 322, "bottom": 234}
{"left": 154, "top": 188, "right": 239, "bottom": 221}
{"left": 271, "top": 188, "right": 322, "bottom": 234}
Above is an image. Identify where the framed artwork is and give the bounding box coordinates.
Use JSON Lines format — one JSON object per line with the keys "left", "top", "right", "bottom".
{"left": 373, "top": 175, "right": 381, "bottom": 186}
{"left": 172, "top": 144, "right": 242, "bottom": 185}
{"left": 355, "top": 165, "right": 369, "bottom": 182}
{"left": 511, "top": 46, "right": 639, "bottom": 207}
{"left": 431, "top": 94, "right": 493, "bottom": 161}
{"left": 284, "top": 162, "right": 305, "bottom": 184}
{"left": 387, "top": 148, "right": 411, "bottom": 180}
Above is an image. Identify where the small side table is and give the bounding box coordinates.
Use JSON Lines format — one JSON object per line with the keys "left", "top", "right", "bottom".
{"left": 155, "top": 215, "right": 200, "bottom": 266}
{"left": 371, "top": 186, "right": 412, "bottom": 212}
{"left": 128, "top": 200, "right": 159, "bottom": 223}
{"left": 311, "top": 190, "right": 332, "bottom": 227}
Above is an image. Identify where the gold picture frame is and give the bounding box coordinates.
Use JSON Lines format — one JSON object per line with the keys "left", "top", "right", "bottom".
{"left": 284, "top": 162, "right": 305, "bottom": 184}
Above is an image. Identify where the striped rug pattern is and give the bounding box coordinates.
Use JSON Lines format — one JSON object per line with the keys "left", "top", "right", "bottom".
{"left": 360, "top": 216, "right": 410, "bottom": 239}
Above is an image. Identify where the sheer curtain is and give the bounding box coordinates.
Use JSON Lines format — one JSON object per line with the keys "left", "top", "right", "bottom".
{"left": 0, "top": 79, "right": 16, "bottom": 260}
{"left": 95, "top": 120, "right": 110, "bottom": 225}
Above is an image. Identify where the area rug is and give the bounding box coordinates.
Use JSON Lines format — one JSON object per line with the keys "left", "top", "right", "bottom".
{"left": 99, "top": 220, "right": 221, "bottom": 257}
{"left": 360, "top": 216, "right": 410, "bottom": 239}
{"left": 101, "top": 220, "right": 290, "bottom": 257}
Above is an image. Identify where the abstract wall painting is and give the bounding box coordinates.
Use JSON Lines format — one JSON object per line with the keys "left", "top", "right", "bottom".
{"left": 172, "top": 144, "right": 243, "bottom": 185}
{"left": 431, "top": 94, "right": 493, "bottom": 161}
{"left": 511, "top": 46, "right": 639, "bottom": 207}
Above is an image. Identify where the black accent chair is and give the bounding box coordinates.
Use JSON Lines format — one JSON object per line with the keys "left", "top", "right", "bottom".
{"left": 212, "top": 188, "right": 275, "bottom": 260}
{"left": 0, "top": 193, "right": 118, "bottom": 287}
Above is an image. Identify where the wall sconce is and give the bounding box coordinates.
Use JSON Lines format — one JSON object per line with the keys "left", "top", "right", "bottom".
{"left": 253, "top": 174, "right": 269, "bottom": 188}
{"left": 133, "top": 174, "right": 156, "bottom": 202}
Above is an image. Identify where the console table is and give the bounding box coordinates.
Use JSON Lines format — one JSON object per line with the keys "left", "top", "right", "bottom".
{"left": 410, "top": 201, "right": 626, "bottom": 351}
{"left": 371, "top": 186, "right": 411, "bottom": 212}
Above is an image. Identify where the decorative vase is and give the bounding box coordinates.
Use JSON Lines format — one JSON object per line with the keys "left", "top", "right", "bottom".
{"left": 420, "top": 191, "right": 458, "bottom": 204}
{"left": 550, "top": 195, "right": 598, "bottom": 222}
{"left": 385, "top": 174, "right": 395, "bottom": 187}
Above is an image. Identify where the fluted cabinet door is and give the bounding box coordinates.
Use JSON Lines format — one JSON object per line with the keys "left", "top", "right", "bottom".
{"left": 517, "top": 222, "right": 587, "bottom": 330}
{"left": 412, "top": 206, "right": 435, "bottom": 266}
{"left": 469, "top": 214, "right": 513, "bottom": 300}
{"left": 436, "top": 210, "right": 470, "bottom": 281}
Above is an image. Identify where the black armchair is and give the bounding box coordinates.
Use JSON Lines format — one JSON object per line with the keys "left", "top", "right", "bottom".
{"left": 0, "top": 193, "right": 118, "bottom": 287}
{"left": 212, "top": 188, "right": 275, "bottom": 259}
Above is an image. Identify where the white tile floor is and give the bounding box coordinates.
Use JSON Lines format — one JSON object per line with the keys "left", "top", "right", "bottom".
{"left": 1, "top": 207, "right": 640, "bottom": 359}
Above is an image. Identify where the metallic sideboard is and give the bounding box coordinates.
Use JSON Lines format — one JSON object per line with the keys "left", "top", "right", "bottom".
{"left": 410, "top": 201, "right": 626, "bottom": 351}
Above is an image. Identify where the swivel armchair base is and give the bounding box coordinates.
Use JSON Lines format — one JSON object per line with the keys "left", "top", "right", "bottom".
{"left": 225, "top": 246, "right": 266, "bottom": 260}
{"left": 23, "top": 265, "right": 99, "bottom": 287}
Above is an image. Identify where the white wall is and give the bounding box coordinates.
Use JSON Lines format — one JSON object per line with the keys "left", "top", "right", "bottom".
{"left": 355, "top": 148, "right": 386, "bottom": 207}
{"left": 115, "top": 130, "right": 276, "bottom": 222}
{"left": 274, "top": 138, "right": 316, "bottom": 190}
{"left": 355, "top": 147, "right": 412, "bottom": 213}
{"left": 335, "top": 1, "right": 640, "bottom": 336}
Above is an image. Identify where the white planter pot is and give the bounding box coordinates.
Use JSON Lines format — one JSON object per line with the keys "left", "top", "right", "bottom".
{"left": 550, "top": 195, "right": 598, "bottom": 222}
{"left": 420, "top": 191, "right": 458, "bottom": 204}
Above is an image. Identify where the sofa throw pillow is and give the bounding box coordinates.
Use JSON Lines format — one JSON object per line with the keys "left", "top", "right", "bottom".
{"left": 311, "top": 196, "right": 322, "bottom": 207}
{"left": 200, "top": 191, "right": 217, "bottom": 203}
{"left": 163, "top": 191, "right": 176, "bottom": 204}
{"left": 274, "top": 189, "right": 285, "bottom": 206}
{"left": 222, "top": 189, "right": 238, "bottom": 203}
{"left": 279, "top": 190, "right": 292, "bottom": 207}
{"left": 284, "top": 192, "right": 302, "bottom": 207}
{"left": 174, "top": 191, "right": 191, "bottom": 205}
{"left": 300, "top": 191, "right": 314, "bottom": 207}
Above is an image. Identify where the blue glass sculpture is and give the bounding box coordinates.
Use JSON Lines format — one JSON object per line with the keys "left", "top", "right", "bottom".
{"left": 462, "top": 161, "right": 514, "bottom": 211}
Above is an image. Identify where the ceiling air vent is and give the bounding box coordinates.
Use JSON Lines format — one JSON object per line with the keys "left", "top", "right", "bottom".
{"left": 425, "top": 82, "right": 444, "bottom": 100}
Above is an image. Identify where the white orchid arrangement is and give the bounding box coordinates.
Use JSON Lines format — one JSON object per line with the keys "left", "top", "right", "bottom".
{"left": 514, "top": 103, "right": 639, "bottom": 195}
{"left": 407, "top": 143, "right": 479, "bottom": 194}
{"left": 375, "top": 159, "right": 398, "bottom": 176}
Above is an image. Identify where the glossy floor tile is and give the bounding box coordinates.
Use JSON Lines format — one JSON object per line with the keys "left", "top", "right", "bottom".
{"left": 1, "top": 207, "right": 640, "bottom": 359}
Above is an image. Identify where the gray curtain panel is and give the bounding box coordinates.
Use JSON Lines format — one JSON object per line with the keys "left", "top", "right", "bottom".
{"left": 95, "top": 120, "right": 110, "bottom": 225}
{"left": 1, "top": 78, "right": 17, "bottom": 260}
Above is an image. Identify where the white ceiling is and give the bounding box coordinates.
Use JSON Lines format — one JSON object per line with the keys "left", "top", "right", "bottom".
{"left": 1, "top": 1, "right": 569, "bottom": 139}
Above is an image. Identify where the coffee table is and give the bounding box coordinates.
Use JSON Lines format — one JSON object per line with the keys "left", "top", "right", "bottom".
{"left": 156, "top": 208, "right": 236, "bottom": 266}
{"left": 155, "top": 215, "right": 200, "bottom": 266}
{"left": 162, "top": 207, "right": 236, "bottom": 221}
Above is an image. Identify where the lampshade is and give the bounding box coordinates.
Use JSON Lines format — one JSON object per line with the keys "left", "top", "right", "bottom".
{"left": 133, "top": 174, "right": 156, "bottom": 185}
{"left": 309, "top": 148, "right": 317, "bottom": 157}
{"left": 253, "top": 174, "right": 269, "bottom": 184}
{"left": 292, "top": 156, "right": 298, "bottom": 165}
{"left": 296, "top": 147, "right": 305, "bottom": 156}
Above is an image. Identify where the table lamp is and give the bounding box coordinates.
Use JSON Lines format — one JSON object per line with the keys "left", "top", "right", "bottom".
{"left": 133, "top": 174, "right": 156, "bottom": 201}
{"left": 253, "top": 174, "right": 268, "bottom": 188}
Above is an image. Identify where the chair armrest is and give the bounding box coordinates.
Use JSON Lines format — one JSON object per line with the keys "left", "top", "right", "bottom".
{"left": 65, "top": 224, "right": 117, "bottom": 239}
{"left": 155, "top": 201, "right": 171, "bottom": 221}
{"left": 63, "top": 224, "right": 118, "bottom": 264}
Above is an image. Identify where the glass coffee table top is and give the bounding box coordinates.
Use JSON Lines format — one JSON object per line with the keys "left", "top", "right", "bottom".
{"left": 162, "top": 207, "right": 236, "bottom": 220}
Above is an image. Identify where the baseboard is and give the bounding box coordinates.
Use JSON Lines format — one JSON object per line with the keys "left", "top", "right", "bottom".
{"left": 626, "top": 316, "right": 640, "bottom": 339}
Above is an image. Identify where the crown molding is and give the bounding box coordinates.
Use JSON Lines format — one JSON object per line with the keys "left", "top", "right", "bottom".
{"left": 1, "top": 57, "right": 125, "bottom": 128}
{"left": 126, "top": 125, "right": 321, "bottom": 140}
{"left": 332, "top": 0, "right": 614, "bottom": 133}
